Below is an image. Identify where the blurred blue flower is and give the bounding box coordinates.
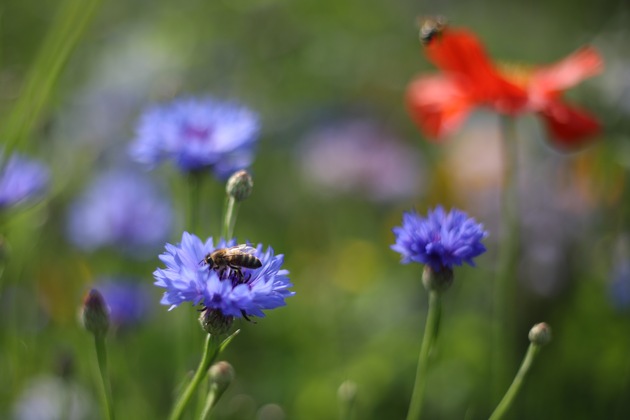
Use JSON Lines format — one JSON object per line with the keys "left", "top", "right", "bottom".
{"left": 154, "top": 232, "right": 294, "bottom": 318}
{"left": 299, "top": 120, "right": 424, "bottom": 202}
{"left": 129, "top": 96, "right": 259, "bottom": 179}
{"left": 67, "top": 169, "right": 172, "bottom": 256}
{"left": 391, "top": 206, "right": 488, "bottom": 272}
{"left": 96, "top": 279, "right": 153, "bottom": 328}
{"left": 610, "top": 262, "right": 630, "bottom": 310}
{"left": 0, "top": 153, "right": 49, "bottom": 209}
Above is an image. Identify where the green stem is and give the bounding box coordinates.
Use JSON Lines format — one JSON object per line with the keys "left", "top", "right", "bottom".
{"left": 221, "top": 196, "right": 239, "bottom": 240}
{"left": 169, "top": 334, "right": 221, "bottom": 420}
{"left": 200, "top": 380, "right": 227, "bottom": 420}
{"left": 195, "top": 375, "right": 210, "bottom": 419}
{"left": 183, "top": 172, "right": 206, "bottom": 384}
{"left": 488, "top": 343, "right": 540, "bottom": 420}
{"left": 492, "top": 115, "right": 520, "bottom": 399}
{"left": 94, "top": 334, "right": 115, "bottom": 420}
{"left": 0, "top": 0, "right": 101, "bottom": 155}
{"left": 406, "top": 290, "right": 442, "bottom": 420}
{"left": 187, "top": 172, "right": 204, "bottom": 234}
{"left": 338, "top": 382, "right": 357, "bottom": 420}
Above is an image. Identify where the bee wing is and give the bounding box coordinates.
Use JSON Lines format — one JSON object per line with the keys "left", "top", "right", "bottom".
{"left": 227, "top": 244, "right": 258, "bottom": 255}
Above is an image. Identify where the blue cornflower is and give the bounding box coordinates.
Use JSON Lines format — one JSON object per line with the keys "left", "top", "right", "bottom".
{"left": 129, "top": 96, "right": 259, "bottom": 179}
{"left": 66, "top": 169, "right": 173, "bottom": 256}
{"left": 0, "top": 153, "right": 49, "bottom": 209}
{"left": 391, "top": 206, "right": 488, "bottom": 272}
{"left": 96, "top": 279, "right": 153, "bottom": 328}
{"left": 154, "top": 232, "right": 294, "bottom": 319}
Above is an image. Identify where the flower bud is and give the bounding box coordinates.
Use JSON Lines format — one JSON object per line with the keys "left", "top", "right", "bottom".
{"left": 422, "top": 265, "right": 453, "bottom": 292}
{"left": 81, "top": 289, "right": 110, "bottom": 337}
{"left": 337, "top": 380, "right": 358, "bottom": 404}
{"left": 528, "top": 322, "right": 552, "bottom": 346}
{"left": 209, "top": 361, "right": 235, "bottom": 391}
{"left": 226, "top": 170, "right": 253, "bottom": 202}
{"left": 199, "top": 308, "right": 233, "bottom": 336}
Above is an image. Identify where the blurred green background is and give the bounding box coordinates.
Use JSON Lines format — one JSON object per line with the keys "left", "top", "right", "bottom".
{"left": 1, "top": 0, "right": 630, "bottom": 418}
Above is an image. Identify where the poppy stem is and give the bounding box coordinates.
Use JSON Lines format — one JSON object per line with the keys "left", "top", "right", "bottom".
{"left": 492, "top": 115, "right": 520, "bottom": 400}
{"left": 406, "top": 290, "right": 442, "bottom": 420}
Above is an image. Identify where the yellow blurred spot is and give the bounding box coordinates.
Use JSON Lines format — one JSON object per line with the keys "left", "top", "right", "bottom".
{"left": 497, "top": 62, "right": 534, "bottom": 88}
{"left": 331, "top": 240, "right": 381, "bottom": 293}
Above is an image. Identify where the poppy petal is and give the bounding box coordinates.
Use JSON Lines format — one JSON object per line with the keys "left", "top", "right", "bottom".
{"left": 406, "top": 74, "right": 473, "bottom": 139}
{"left": 425, "top": 29, "right": 528, "bottom": 113}
{"left": 540, "top": 100, "right": 600, "bottom": 149}
{"left": 531, "top": 46, "right": 603, "bottom": 95}
{"left": 425, "top": 29, "right": 497, "bottom": 79}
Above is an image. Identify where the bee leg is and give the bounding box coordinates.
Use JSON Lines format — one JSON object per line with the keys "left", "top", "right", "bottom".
{"left": 228, "top": 264, "right": 243, "bottom": 280}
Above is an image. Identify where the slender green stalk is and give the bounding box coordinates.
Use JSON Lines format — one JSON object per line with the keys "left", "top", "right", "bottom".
{"left": 200, "top": 380, "right": 226, "bottom": 420}
{"left": 187, "top": 171, "right": 204, "bottom": 234}
{"left": 0, "top": 0, "right": 101, "bottom": 156}
{"left": 168, "top": 334, "right": 221, "bottom": 420}
{"left": 489, "top": 343, "right": 541, "bottom": 420}
{"left": 200, "top": 386, "right": 218, "bottom": 420}
{"left": 195, "top": 375, "right": 210, "bottom": 419}
{"left": 492, "top": 116, "right": 520, "bottom": 399}
{"left": 179, "top": 172, "right": 205, "bottom": 384}
{"left": 222, "top": 195, "right": 239, "bottom": 239}
{"left": 338, "top": 380, "right": 358, "bottom": 420}
{"left": 406, "top": 290, "right": 442, "bottom": 420}
{"left": 93, "top": 335, "right": 115, "bottom": 420}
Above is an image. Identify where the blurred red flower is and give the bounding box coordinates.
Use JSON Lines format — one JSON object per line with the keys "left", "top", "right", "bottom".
{"left": 406, "top": 24, "right": 604, "bottom": 150}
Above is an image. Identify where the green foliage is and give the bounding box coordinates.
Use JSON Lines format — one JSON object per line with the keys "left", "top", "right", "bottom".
{"left": 1, "top": 0, "right": 629, "bottom": 418}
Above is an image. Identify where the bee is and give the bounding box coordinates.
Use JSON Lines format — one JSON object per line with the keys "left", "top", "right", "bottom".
{"left": 201, "top": 244, "right": 262, "bottom": 279}
{"left": 418, "top": 16, "right": 448, "bottom": 45}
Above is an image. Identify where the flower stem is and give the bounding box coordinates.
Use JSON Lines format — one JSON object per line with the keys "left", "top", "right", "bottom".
{"left": 187, "top": 171, "right": 204, "bottom": 234}
{"left": 168, "top": 334, "right": 221, "bottom": 420}
{"left": 406, "top": 290, "right": 442, "bottom": 420}
{"left": 338, "top": 381, "right": 358, "bottom": 420}
{"left": 488, "top": 343, "right": 541, "bottom": 420}
{"left": 200, "top": 380, "right": 226, "bottom": 420}
{"left": 93, "top": 334, "right": 115, "bottom": 420}
{"left": 492, "top": 115, "right": 520, "bottom": 399}
{"left": 0, "top": 0, "right": 101, "bottom": 154}
{"left": 222, "top": 195, "right": 239, "bottom": 240}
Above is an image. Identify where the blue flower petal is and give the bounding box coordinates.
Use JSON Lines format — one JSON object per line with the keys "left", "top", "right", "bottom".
{"left": 392, "top": 206, "right": 488, "bottom": 272}
{"left": 154, "top": 232, "right": 293, "bottom": 319}
{"left": 129, "top": 96, "right": 259, "bottom": 178}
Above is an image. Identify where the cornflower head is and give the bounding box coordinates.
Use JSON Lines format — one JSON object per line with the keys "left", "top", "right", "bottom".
{"left": 392, "top": 206, "right": 488, "bottom": 283}
{"left": 66, "top": 169, "right": 173, "bottom": 257}
{"left": 0, "top": 153, "right": 49, "bottom": 209}
{"left": 153, "top": 232, "right": 294, "bottom": 325}
{"left": 129, "top": 96, "right": 259, "bottom": 179}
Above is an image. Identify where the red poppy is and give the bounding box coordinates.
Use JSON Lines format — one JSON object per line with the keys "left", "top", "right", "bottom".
{"left": 406, "top": 26, "right": 604, "bottom": 150}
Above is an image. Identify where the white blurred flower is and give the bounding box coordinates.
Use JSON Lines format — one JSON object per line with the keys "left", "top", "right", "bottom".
{"left": 12, "top": 376, "right": 94, "bottom": 420}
